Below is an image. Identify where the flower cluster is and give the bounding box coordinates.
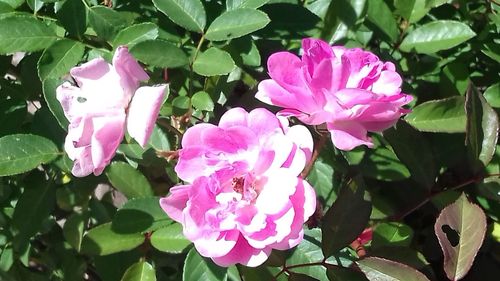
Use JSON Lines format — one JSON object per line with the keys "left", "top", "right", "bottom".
{"left": 58, "top": 38, "right": 412, "bottom": 267}
{"left": 256, "top": 38, "right": 413, "bottom": 150}
{"left": 160, "top": 108, "right": 316, "bottom": 266}
{"left": 57, "top": 47, "right": 166, "bottom": 177}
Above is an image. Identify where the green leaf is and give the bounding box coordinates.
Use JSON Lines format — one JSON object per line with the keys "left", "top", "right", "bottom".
{"left": 384, "top": 121, "right": 436, "bottom": 189}
{"left": 183, "top": 248, "right": 228, "bottom": 281}
{"left": 0, "top": 134, "right": 59, "bottom": 176}
{"left": 81, "top": 222, "right": 144, "bottom": 256}
{"left": 357, "top": 257, "right": 430, "bottom": 281}
{"left": 0, "top": 16, "right": 58, "bottom": 54}
{"left": 369, "top": 247, "right": 430, "bottom": 271}
{"left": 150, "top": 223, "right": 191, "bottom": 253}
{"left": 484, "top": 83, "right": 500, "bottom": 108}
{"left": 12, "top": 176, "right": 55, "bottom": 241}
{"left": 56, "top": 0, "right": 87, "bottom": 38}
{"left": 0, "top": 1, "right": 13, "bottom": 13}
{"left": 106, "top": 162, "right": 153, "bottom": 199}
{"left": 120, "top": 261, "right": 156, "bottom": 281}
{"left": 434, "top": 193, "right": 487, "bottom": 281}
{"left": 366, "top": 0, "right": 399, "bottom": 42}
{"left": 405, "top": 96, "right": 466, "bottom": 133}
{"left": 465, "top": 83, "right": 499, "bottom": 169}
{"left": 326, "top": 265, "right": 369, "bottom": 281}
{"left": 37, "top": 39, "right": 85, "bottom": 81}
{"left": 0, "top": 246, "right": 13, "bottom": 272}
{"left": 149, "top": 125, "right": 171, "bottom": 151}
{"left": 307, "top": 157, "right": 337, "bottom": 208}
{"left": 42, "top": 78, "right": 69, "bottom": 129}
{"left": 129, "top": 39, "right": 188, "bottom": 68}
{"left": 400, "top": 20, "right": 476, "bottom": 54}
{"left": 288, "top": 272, "right": 319, "bottom": 281}
{"left": 360, "top": 147, "right": 411, "bottom": 181}
{"left": 152, "top": 0, "right": 206, "bottom": 33}
{"left": 88, "top": 6, "right": 127, "bottom": 41}
{"left": 286, "top": 229, "right": 327, "bottom": 280}
{"left": 372, "top": 222, "right": 414, "bottom": 248}
{"left": 394, "top": 0, "right": 429, "bottom": 23}
{"left": 193, "top": 47, "right": 235, "bottom": 76}
{"left": 172, "top": 96, "right": 190, "bottom": 116}
{"left": 226, "top": 36, "right": 261, "bottom": 67}
{"left": 113, "top": 23, "right": 159, "bottom": 48}
{"left": 0, "top": 0, "right": 24, "bottom": 8}
{"left": 322, "top": 176, "right": 371, "bottom": 257}
{"left": 63, "top": 213, "right": 85, "bottom": 252}
{"left": 111, "top": 197, "right": 171, "bottom": 234}
{"left": 205, "top": 8, "right": 270, "bottom": 41}
{"left": 226, "top": 0, "right": 269, "bottom": 10}
{"left": 320, "top": 0, "right": 367, "bottom": 42}
{"left": 425, "top": 0, "right": 449, "bottom": 8}
{"left": 191, "top": 91, "right": 214, "bottom": 111}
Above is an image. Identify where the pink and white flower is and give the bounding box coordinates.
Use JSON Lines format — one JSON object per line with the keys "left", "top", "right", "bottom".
{"left": 256, "top": 38, "right": 412, "bottom": 150}
{"left": 57, "top": 46, "right": 166, "bottom": 177}
{"left": 160, "top": 108, "right": 316, "bottom": 267}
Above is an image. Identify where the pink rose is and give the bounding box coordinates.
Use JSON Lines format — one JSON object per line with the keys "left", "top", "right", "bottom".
{"left": 256, "top": 38, "right": 412, "bottom": 150}
{"left": 57, "top": 46, "right": 167, "bottom": 177}
{"left": 160, "top": 108, "right": 317, "bottom": 267}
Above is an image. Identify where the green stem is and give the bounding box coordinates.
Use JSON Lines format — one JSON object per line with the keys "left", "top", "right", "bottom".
{"left": 389, "top": 173, "right": 500, "bottom": 221}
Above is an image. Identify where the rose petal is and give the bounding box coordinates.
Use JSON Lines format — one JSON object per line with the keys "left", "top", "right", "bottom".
{"left": 90, "top": 112, "right": 126, "bottom": 175}
{"left": 327, "top": 121, "right": 373, "bottom": 151}
{"left": 127, "top": 85, "right": 167, "bottom": 147}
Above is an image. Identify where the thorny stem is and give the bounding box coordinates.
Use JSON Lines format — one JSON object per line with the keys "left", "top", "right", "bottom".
{"left": 273, "top": 259, "right": 355, "bottom": 279}
{"left": 157, "top": 118, "right": 183, "bottom": 139}
{"left": 300, "top": 132, "right": 328, "bottom": 178}
{"left": 390, "top": 173, "right": 500, "bottom": 221}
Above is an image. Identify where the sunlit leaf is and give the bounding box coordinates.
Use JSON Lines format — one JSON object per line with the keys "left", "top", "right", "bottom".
{"left": 37, "top": 39, "right": 85, "bottom": 81}
{"left": 193, "top": 47, "right": 235, "bottom": 76}
{"left": 152, "top": 0, "right": 206, "bottom": 33}
{"left": 113, "top": 23, "right": 159, "bottom": 48}
{"left": 400, "top": 20, "right": 476, "bottom": 54}
{"left": 357, "top": 257, "right": 430, "bottom": 281}
{"left": 434, "top": 193, "right": 487, "bottom": 281}
{"left": 405, "top": 97, "right": 466, "bottom": 133}
{"left": 111, "top": 197, "right": 171, "bottom": 234}
{"left": 0, "top": 16, "right": 58, "bottom": 54}
{"left": 81, "top": 223, "right": 144, "bottom": 256}
{"left": 120, "top": 261, "right": 156, "bottom": 281}
{"left": 0, "top": 134, "right": 59, "bottom": 176}
{"left": 129, "top": 40, "right": 188, "bottom": 68}
{"left": 150, "top": 223, "right": 191, "bottom": 254}
{"left": 205, "top": 8, "right": 270, "bottom": 41}
{"left": 105, "top": 162, "right": 153, "bottom": 199}
{"left": 88, "top": 6, "right": 127, "bottom": 41}
{"left": 226, "top": 0, "right": 269, "bottom": 10}
{"left": 183, "top": 248, "right": 228, "bottom": 281}
{"left": 366, "top": 0, "right": 398, "bottom": 42}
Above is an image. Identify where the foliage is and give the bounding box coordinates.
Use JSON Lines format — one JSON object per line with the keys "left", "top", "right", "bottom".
{"left": 0, "top": 0, "right": 499, "bottom": 280}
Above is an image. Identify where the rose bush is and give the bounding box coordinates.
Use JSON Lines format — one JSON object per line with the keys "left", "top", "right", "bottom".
{"left": 0, "top": 1, "right": 497, "bottom": 281}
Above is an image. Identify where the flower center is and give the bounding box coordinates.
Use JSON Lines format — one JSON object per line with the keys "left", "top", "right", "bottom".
{"left": 232, "top": 177, "right": 245, "bottom": 193}
{"left": 230, "top": 175, "right": 258, "bottom": 202}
